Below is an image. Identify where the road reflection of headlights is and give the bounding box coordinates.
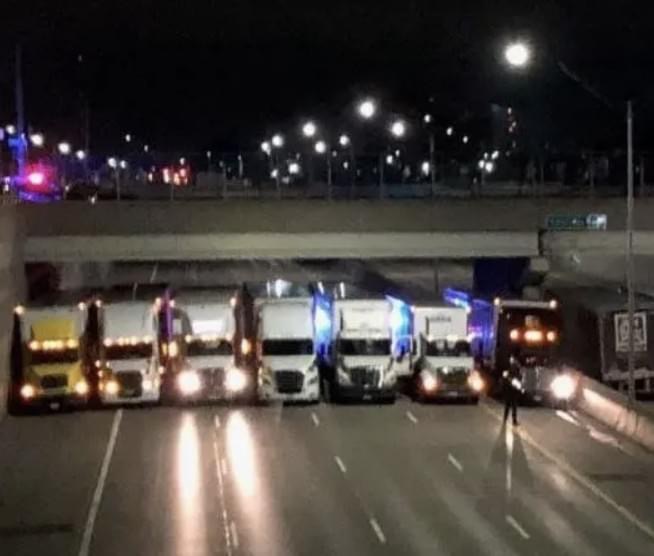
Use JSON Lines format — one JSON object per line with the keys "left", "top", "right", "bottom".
{"left": 225, "top": 368, "right": 247, "bottom": 392}
{"left": 468, "top": 370, "right": 484, "bottom": 392}
{"left": 422, "top": 373, "right": 438, "bottom": 392}
{"left": 178, "top": 370, "right": 201, "bottom": 396}
{"left": 550, "top": 374, "right": 575, "bottom": 400}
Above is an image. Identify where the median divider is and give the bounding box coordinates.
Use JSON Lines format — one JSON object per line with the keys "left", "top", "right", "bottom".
{"left": 569, "top": 369, "right": 654, "bottom": 451}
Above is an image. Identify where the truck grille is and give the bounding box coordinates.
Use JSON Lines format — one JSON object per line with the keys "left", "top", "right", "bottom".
{"left": 349, "top": 367, "right": 380, "bottom": 388}
{"left": 200, "top": 368, "right": 225, "bottom": 390}
{"left": 41, "top": 374, "right": 68, "bottom": 390}
{"left": 440, "top": 367, "right": 468, "bottom": 385}
{"left": 275, "top": 370, "right": 304, "bottom": 394}
{"left": 116, "top": 371, "right": 143, "bottom": 397}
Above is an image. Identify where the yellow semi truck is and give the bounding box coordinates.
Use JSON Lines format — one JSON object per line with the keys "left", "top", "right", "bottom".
{"left": 11, "top": 301, "right": 91, "bottom": 412}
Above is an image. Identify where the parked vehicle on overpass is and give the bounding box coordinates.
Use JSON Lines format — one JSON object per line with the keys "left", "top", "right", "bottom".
{"left": 411, "top": 304, "right": 483, "bottom": 403}
{"left": 96, "top": 296, "right": 162, "bottom": 405}
{"left": 325, "top": 288, "right": 397, "bottom": 402}
{"left": 256, "top": 296, "right": 320, "bottom": 403}
{"left": 444, "top": 289, "right": 572, "bottom": 404}
{"left": 168, "top": 289, "right": 253, "bottom": 402}
{"left": 10, "top": 299, "right": 91, "bottom": 412}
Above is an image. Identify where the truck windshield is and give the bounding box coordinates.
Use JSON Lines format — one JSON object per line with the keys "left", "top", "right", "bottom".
{"left": 425, "top": 340, "right": 470, "bottom": 357}
{"left": 262, "top": 339, "right": 313, "bottom": 355}
{"left": 186, "top": 339, "right": 233, "bottom": 357}
{"left": 29, "top": 348, "right": 80, "bottom": 365}
{"left": 105, "top": 344, "right": 153, "bottom": 360}
{"left": 338, "top": 339, "right": 390, "bottom": 356}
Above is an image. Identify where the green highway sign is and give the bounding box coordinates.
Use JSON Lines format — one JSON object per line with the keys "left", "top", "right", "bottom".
{"left": 545, "top": 213, "right": 607, "bottom": 231}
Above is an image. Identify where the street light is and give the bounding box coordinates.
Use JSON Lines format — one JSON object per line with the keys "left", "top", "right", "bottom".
{"left": 423, "top": 114, "right": 432, "bottom": 124}
{"left": 125, "top": 133, "right": 132, "bottom": 143}
{"left": 107, "top": 157, "right": 118, "bottom": 169}
{"left": 390, "top": 119, "right": 406, "bottom": 138}
{"left": 288, "top": 162, "right": 300, "bottom": 175}
{"left": 58, "top": 142, "right": 71, "bottom": 155}
{"left": 144, "top": 144, "right": 150, "bottom": 153}
{"left": 314, "top": 140, "right": 327, "bottom": 154}
{"left": 357, "top": 98, "right": 377, "bottom": 120}
{"left": 119, "top": 160, "right": 128, "bottom": 170}
{"left": 5, "top": 124, "right": 16, "bottom": 135}
{"left": 302, "top": 121, "right": 317, "bottom": 138}
{"left": 504, "top": 41, "right": 531, "bottom": 68}
{"left": 261, "top": 141, "right": 272, "bottom": 155}
{"left": 446, "top": 126, "right": 454, "bottom": 136}
{"left": 272, "top": 134, "right": 284, "bottom": 148}
{"left": 29, "top": 133, "right": 44, "bottom": 147}
{"left": 339, "top": 134, "right": 350, "bottom": 147}
{"left": 75, "top": 149, "right": 86, "bottom": 161}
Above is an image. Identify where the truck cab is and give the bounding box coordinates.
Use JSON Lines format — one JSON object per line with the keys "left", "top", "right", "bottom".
{"left": 12, "top": 301, "right": 91, "bottom": 411}
{"left": 97, "top": 299, "right": 161, "bottom": 404}
{"left": 329, "top": 297, "right": 397, "bottom": 402}
{"left": 411, "top": 305, "right": 483, "bottom": 403}
{"left": 256, "top": 297, "right": 320, "bottom": 402}
{"left": 169, "top": 290, "right": 252, "bottom": 402}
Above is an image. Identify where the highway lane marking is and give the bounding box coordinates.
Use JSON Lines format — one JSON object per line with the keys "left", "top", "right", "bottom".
{"left": 311, "top": 412, "right": 320, "bottom": 427}
{"left": 481, "top": 402, "right": 654, "bottom": 543}
{"left": 506, "top": 515, "right": 530, "bottom": 540}
{"left": 213, "top": 440, "right": 234, "bottom": 556}
{"left": 448, "top": 453, "right": 464, "bottom": 472}
{"left": 230, "top": 521, "right": 240, "bottom": 549}
{"left": 334, "top": 456, "right": 347, "bottom": 474}
{"left": 556, "top": 410, "right": 581, "bottom": 427}
{"left": 369, "top": 517, "right": 387, "bottom": 544}
{"left": 406, "top": 410, "right": 418, "bottom": 424}
{"left": 214, "top": 415, "right": 221, "bottom": 429}
{"left": 78, "top": 409, "right": 123, "bottom": 556}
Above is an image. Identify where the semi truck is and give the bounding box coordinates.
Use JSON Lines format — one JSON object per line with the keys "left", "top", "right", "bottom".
{"left": 327, "top": 295, "right": 397, "bottom": 402}
{"left": 256, "top": 297, "right": 320, "bottom": 402}
{"left": 411, "top": 304, "right": 483, "bottom": 402}
{"left": 96, "top": 297, "right": 162, "bottom": 405}
{"left": 10, "top": 300, "right": 91, "bottom": 411}
{"left": 555, "top": 287, "right": 654, "bottom": 397}
{"left": 168, "top": 289, "right": 253, "bottom": 402}
{"left": 444, "top": 289, "right": 574, "bottom": 404}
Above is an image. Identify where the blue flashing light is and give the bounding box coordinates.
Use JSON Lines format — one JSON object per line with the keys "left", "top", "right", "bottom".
{"left": 387, "top": 296, "right": 412, "bottom": 356}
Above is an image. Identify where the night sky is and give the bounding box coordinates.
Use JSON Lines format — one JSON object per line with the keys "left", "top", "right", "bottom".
{"left": 2, "top": 1, "right": 652, "bottom": 153}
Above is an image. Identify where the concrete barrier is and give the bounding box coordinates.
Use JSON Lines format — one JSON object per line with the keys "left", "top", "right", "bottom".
{"left": 571, "top": 370, "right": 654, "bottom": 451}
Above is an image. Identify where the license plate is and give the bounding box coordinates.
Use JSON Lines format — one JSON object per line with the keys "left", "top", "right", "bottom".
{"left": 122, "top": 389, "right": 135, "bottom": 397}
{"left": 49, "top": 402, "right": 61, "bottom": 410}
{"left": 363, "top": 394, "right": 372, "bottom": 400}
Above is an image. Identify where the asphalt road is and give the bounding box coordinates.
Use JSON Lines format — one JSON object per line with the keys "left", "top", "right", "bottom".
{"left": 1, "top": 399, "right": 654, "bottom": 556}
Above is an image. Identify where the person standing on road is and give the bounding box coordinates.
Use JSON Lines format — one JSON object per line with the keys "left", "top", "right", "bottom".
{"left": 502, "top": 354, "right": 523, "bottom": 426}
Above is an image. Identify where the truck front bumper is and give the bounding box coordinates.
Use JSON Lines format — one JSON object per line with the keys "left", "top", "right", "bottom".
{"left": 259, "top": 378, "right": 320, "bottom": 403}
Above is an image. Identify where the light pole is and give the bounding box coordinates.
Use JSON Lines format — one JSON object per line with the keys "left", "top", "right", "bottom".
{"left": 301, "top": 121, "right": 318, "bottom": 187}
{"left": 339, "top": 133, "right": 356, "bottom": 197}
{"left": 315, "top": 140, "right": 332, "bottom": 198}
{"left": 271, "top": 134, "right": 284, "bottom": 196}
{"left": 504, "top": 39, "right": 637, "bottom": 403}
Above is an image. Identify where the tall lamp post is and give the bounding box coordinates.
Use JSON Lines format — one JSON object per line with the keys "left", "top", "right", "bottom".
{"left": 504, "top": 40, "right": 636, "bottom": 404}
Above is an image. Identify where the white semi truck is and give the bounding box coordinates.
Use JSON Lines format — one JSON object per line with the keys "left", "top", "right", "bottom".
{"left": 97, "top": 299, "right": 162, "bottom": 404}
{"left": 11, "top": 300, "right": 91, "bottom": 411}
{"left": 329, "top": 298, "right": 397, "bottom": 402}
{"left": 170, "top": 290, "right": 251, "bottom": 402}
{"left": 411, "top": 304, "right": 483, "bottom": 402}
{"left": 256, "top": 297, "right": 320, "bottom": 402}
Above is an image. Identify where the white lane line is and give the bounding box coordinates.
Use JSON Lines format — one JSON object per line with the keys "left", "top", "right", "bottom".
{"left": 481, "top": 402, "right": 654, "bottom": 542}
{"left": 221, "top": 457, "right": 228, "bottom": 477}
{"left": 369, "top": 517, "right": 387, "bottom": 544}
{"left": 406, "top": 410, "right": 418, "bottom": 424}
{"left": 506, "top": 515, "right": 530, "bottom": 540}
{"left": 448, "top": 453, "right": 464, "bottom": 472}
{"left": 311, "top": 412, "right": 320, "bottom": 427}
{"left": 334, "top": 456, "right": 347, "bottom": 474}
{"left": 78, "top": 409, "right": 123, "bottom": 556}
{"left": 556, "top": 410, "right": 580, "bottom": 427}
{"left": 230, "top": 521, "right": 240, "bottom": 549}
{"left": 214, "top": 415, "right": 221, "bottom": 429}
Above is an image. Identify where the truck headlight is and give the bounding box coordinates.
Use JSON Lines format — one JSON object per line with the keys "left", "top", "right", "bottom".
{"left": 74, "top": 379, "right": 89, "bottom": 396}
{"left": 467, "top": 370, "right": 485, "bottom": 392}
{"left": 225, "top": 368, "right": 247, "bottom": 392}
{"left": 550, "top": 374, "right": 575, "bottom": 400}
{"left": 142, "top": 378, "right": 155, "bottom": 392}
{"left": 421, "top": 372, "right": 438, "bottom": 392}
{"left": 177, "top": 370, "right": 201, "bottom": 396}
{"left": 20, "top": 383, "right": 36, "bottom": 400}
{"left": 105, "top": 380, "right": 119, "bottom": 395}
